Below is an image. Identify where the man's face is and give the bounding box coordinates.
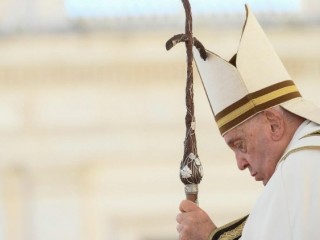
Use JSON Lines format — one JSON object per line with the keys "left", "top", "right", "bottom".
{"left": 223, "top": 113, "right": 280, "bottom": 185}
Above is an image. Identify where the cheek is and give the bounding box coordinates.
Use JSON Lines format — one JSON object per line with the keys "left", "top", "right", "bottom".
{"left": 248, "top": 138, "right": 269, "bottom": 166}
{"left": 253, "top": 143, "right": 276, "bottom": 176}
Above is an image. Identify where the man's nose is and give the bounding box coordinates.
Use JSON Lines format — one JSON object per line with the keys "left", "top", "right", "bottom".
{"left": 235, "top": 153, "right": 249, "bottom": 170}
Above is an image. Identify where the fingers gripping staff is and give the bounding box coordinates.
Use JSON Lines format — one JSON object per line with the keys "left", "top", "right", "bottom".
{"left": 177, "top": 200, "right": 216, "bottom": 240}
{"left": 165, "top": 0, "right": 207, "bottom": 204}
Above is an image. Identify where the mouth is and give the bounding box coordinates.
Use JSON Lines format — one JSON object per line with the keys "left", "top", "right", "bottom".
{"left": 251, "top": 172, "right": 263, "bottom": 182}
{"left": 251, "top": 172, "right": 257, "bottom": 178}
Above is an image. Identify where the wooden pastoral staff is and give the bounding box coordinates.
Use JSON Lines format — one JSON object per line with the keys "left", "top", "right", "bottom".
{"left": 165, "top": 2, "right": 251, "bottom": 239}
{"left": 165, "top": 0, "right": 207, "bottom": 204}
{"left": 165, "top": 2, "right": 252, "bottom": 239}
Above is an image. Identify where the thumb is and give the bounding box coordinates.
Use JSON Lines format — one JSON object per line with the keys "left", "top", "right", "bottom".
{"left": 179, "top": 199, "right": 199, "bottom": 213}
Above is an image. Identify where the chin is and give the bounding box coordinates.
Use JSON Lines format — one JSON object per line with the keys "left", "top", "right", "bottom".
{"left": 262, "top": 179, "right": 269, "bottom": 186}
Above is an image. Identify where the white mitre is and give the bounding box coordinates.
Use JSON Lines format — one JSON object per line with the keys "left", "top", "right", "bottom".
{"left": 194, "top": 4, "right": 320, "bottom": 136}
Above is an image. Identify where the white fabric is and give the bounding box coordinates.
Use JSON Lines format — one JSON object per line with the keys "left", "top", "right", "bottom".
{"left": 237, "top": 4, "right": 291, "bottom": 92}
{"left": 194, "top": 4, "right": 320, "bottom": 136}
{"left": 241, "top": 121, "right": 320, "bottom": 239}
{"left": 193, "top": 4, "right": 292, "bottom": 116}
{"left": 194, "top": 50, "right": 247, "bottom": 114}
{"left": 281, "top": 98, "right": 320, "bottom": 129}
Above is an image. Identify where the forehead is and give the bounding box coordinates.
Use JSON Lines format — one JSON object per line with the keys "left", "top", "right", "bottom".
{"left": 223, "top": 116, "right": 259, "bottom": 144}
{"left": 223, "top": 124, "right": 246, "bottom": 144}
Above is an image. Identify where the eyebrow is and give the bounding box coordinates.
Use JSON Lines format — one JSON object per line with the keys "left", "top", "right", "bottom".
{"left": 226, "top": 137, "right": 242, "bottom": 147}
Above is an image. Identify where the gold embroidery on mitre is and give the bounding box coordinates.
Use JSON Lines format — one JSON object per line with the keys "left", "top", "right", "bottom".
{"left": 215, "top": 80, "right": 301, "bottom": 135}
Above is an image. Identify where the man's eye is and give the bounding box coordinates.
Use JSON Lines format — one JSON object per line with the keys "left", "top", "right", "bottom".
{"left": 234, "top": 142, "right": 246, "bottom": 152}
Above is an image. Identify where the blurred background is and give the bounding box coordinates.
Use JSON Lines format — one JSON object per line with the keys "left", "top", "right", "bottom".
{"left": 0, "top": 0, "right": 319, "bottom": 239}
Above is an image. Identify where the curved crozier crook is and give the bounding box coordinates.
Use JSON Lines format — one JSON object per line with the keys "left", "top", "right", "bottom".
{"left": 165, "top": 34, "right": 207, "bottom": 61}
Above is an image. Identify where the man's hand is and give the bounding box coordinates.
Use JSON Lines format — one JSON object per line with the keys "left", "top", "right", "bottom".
{"left": 176, "top": 200, "right": 217, "bottom": 240}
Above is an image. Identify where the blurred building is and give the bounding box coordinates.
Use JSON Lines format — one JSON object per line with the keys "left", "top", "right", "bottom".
{"left": 0, "top": 1, "right": 319, "bottom": 240}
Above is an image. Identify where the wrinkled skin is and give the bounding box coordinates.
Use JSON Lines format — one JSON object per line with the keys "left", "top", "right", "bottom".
{"left": 176, "top": 108, "right": 304, "bottom": 240}
{"left": 176, "top": 200, "right": 216, "bottom": 240}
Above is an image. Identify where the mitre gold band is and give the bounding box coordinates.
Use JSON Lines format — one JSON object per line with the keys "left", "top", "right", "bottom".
{"left": 216, "top": 80, "right": 301, "bottom": 135}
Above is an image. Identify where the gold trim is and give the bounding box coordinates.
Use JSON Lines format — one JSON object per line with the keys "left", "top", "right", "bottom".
{"left": 217, "top": 85, "right": 299, "bottom": 128}
{"left": 217, "top": 220, "right": 246, "bottom": 240}
{"left": 280, "top": 146, "right": 320, "bottom": 163}
{"left": 301, "top": 131, "right": 320, "bottom": 138}
{"left": 209, "top": 215, "right": 248, "bottom": 240}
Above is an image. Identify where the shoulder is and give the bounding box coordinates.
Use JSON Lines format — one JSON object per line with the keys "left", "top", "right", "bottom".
{"left": 280, "top": 148, "right": 320, "bottom": 176}
{"left": 275, "top": 149, "right": 320, "bottom": 238}
{"left": 277, "top": 148, "right": 320, "bottom": 212}
{"left": 280, "top": 124, "right": 320, "bottom": 164}
{"left": 278, "top": 148, "right": 320, "bottom": 189}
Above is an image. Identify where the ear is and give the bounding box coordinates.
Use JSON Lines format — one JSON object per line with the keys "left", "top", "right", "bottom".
{"left": 263, "top": 109, "right": 285, "bottom": 141}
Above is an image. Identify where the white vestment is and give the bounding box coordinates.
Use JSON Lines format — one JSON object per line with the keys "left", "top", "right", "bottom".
{"left": 241, "top": 120, "right": 320, "bottom": 240}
